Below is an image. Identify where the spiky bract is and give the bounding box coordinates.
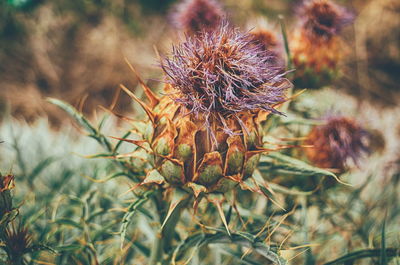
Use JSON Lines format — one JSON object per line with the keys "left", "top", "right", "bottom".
{"left": 305, "top": 116, "right": 369, "bottom": 171}
{"left": 172, "top": 0, "right": 224, "bottom": 34}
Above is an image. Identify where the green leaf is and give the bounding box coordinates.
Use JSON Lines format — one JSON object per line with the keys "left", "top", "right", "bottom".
{"left": 120, "top": 190, "right": 154, "bottom": 249}
{"left": 259, "top": 152, "right": 347, "bottom": 186}
{"left": 172, "top": 231, "right": 286, "bottom": 265}
{"left": 47, "top": 98, "right": 114, "bottom": 152}
{"left": 53, "top": 218, "right": 83, "bottom": 230}
{"left": 47, "top": 98, "right": 97, "bottom": 135}
{"left": 323, "top": 248, "right": 399, "bottom": 265}
{"left": 28, "top": 156, "right": 56, "bottom": 183}
{"left": 160, "top": 189, "right": 188, "bottom": 230}
{"left": 380, "top": 217, "right": 388, "bottom": 265}
{"left": 55, "top": 244, "right": 83, "bottom": 252}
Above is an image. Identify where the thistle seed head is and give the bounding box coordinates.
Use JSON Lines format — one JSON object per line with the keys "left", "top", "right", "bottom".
{"left": 161, "top": 22, "right": 291, "bottom": 122}
{"left": 299, "top": 0, "right": 354, "bottom": 39}
{"left": 4, "top": 222, "right": 33, "bottom": 259}
{"left": 172, "top": 0, "right": 225, "bottom": 34}
{"left": 305, "top": 116, "right": 370, "bottom": 171}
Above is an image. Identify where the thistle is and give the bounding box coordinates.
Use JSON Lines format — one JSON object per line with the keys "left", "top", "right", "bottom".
{"left": 119, "top": 23, "right": 291, "bottom": 196}
{"left": 250, "top": 28, "right": 283, "bottom": 65}
{"left": 171, "top": 0, "right": 225, "bottom": 34}
{"left": 291, "top": 0, "right": 354, "bottom": 88}
{"left": 2, "top": 222, "right": 33, "bottom": 265}
{"left": 305, "top": 116, "right": 369, "bottom": 172}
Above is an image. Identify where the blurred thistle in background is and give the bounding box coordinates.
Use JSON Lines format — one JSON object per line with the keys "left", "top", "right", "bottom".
{"left": 171, "top": 0, "right": 225, "bottom": 34}
{"left": 305, "top": 115, "right": 370, "bottom": 173}
{"left": 291, "top": 0, "right": 354, "bottom": 89}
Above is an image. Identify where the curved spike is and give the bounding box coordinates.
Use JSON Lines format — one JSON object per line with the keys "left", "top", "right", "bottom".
{"left": 99, "top": 105, "right": 136, "bottom": 124}
{"left": 124, "top": 58, "right": 160, "bottom": 108}
{"left": 120, "top": 84, "right": 156, "bottom": 124}
{"left": 110, "top": 136, "right": 152, "bottom": 153}
{"left": 208, "top": 194, "right": 231, "bottom": 236}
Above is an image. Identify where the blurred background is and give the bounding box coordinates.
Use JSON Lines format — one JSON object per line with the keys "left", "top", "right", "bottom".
{"left": 0, "top": 0, "right": 399, "bottom": 264}
{"left": 1, "top": 0, "right": 399, "bottom": 124}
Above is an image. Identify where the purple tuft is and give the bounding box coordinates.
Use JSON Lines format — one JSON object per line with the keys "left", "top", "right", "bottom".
{"left": 171, "top": 0, "right": 225, "bottom": 34}
{"left": 306, "top": 115, "right": 370, "bottom": 170}
{"left": 161, "top": 22, "right": 291, "bottom": 120}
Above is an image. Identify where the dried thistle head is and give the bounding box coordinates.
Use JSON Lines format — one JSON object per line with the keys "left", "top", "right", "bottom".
{"left": 162, "top": 22, "right": 291, "bottom": 128}
{"left": 117, "top": 22, "right": 292, "bottom": 196}
{"left": 171, "top": 0, "right": 225, "bottom": 34}
{"left": 305, "top": 116, "right": 369, "bottom": 171}
{"left": 3, "top": 222, "right": 33, "bottom": 263}
{"left": 299, "top": 0, "right": 354, "bottom": 40}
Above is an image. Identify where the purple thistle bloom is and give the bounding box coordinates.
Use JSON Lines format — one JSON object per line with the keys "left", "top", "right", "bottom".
{"left": 298, "top": 0, "right": 355, "bottom": 39}
{"left": 171, "top": 0, "right": 225, "bottom": 34}
{"left": 161, "top": 22, "right": 292, "bottom": 121}
{"left": 306, "top": 115, "right": 370, "bottom": 171}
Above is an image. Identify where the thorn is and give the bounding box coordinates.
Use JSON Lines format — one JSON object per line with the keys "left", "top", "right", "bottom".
{"left": 99, "top": 106, "right": 136, "bottom": 123}
{"left": 120, "top": 84, "right": 156, "bottom": 124}
{"left": 124, "top": 58, "right": 160, "bottom": 108}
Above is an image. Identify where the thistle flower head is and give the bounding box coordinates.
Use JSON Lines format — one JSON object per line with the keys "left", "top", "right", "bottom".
{"left": 305, "top": 116, "right": 369, "bottom": 171}
{"left": 172, "top": 0, "right": 225, "bottom": 34}
{"left": 161, "top": 23, "right": 291, "bottom": 123}
{"left": 299, "top": 0, "right": 354, "bottom": 39}
{"left": 4, "top": 222, "right": 33, "bottom": 260}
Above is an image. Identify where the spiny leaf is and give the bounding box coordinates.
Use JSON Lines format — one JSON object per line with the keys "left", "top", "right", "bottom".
{"left": 160, "top": 189, "right": 188, "bottom": 230}
{"left": 323, "top": 248, "right": 399, "bottom": 265}
{"left": 172, "top": 231, "right": 286, "bottom": 265}
{"left": 53, "top": 219, "right": 83, "bottom": 230}
{"left": 208, "top": 194, "right": 231, "bottom": 236}
{"left": 259, "top": 152, "right": 349, "bottom": 186}
{"left": 83, "top": 172, "right": 129, "bottom": 183}
{"left": 55, "top": 244, "right": 83, "bottom": 252}
{"left": 47, "top": 98, "right": 97, "bottom": 135}
{"left": 47, "top": 98, "right": 113, "bottom": 152}
{"left": 120, "top": 190, "right": 154, "bottom": 249}
{"left": 28, "top": 157, "right": 56, "bottom": 183}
